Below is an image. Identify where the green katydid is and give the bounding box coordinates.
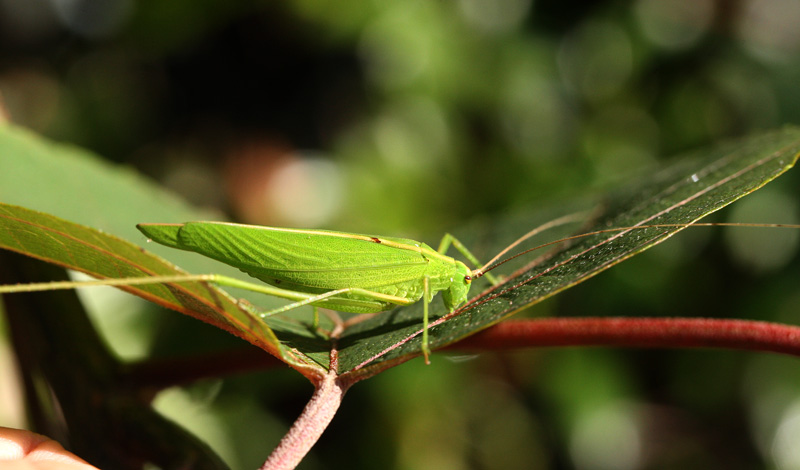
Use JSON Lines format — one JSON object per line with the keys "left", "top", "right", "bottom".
{"left": 1, "top": 216, "right": 799, "bottom": 364}
{"left": 131, "top": 218, "right": 537, "bottom": 364}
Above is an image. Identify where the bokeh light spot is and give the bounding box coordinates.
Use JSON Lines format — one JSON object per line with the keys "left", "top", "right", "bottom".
{"left": 266, "top": 155, "right": 344, "bottom": 228}
{"left": 634, "top": 0, "right": 714, "bottom": 51}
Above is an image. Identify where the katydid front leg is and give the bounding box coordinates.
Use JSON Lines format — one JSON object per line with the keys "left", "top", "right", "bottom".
{"left": 437, "top": 234, "right": 500, "bottom": 285}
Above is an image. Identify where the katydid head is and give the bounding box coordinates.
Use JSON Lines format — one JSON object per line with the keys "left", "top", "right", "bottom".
{"left": 442, "top": 260, "right": 472, "bottom": 311}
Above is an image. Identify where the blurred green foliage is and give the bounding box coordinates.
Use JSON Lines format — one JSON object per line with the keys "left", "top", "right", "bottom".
{"left": 1, "top": 0, "right": 800, "bottom": 469}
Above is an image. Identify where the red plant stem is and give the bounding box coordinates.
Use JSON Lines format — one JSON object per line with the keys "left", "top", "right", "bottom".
{"left": 259, "top": 351, "right": 350, "bottom": 470}
{"left": 451, "top": 317, "right": 800, "bottom": 356}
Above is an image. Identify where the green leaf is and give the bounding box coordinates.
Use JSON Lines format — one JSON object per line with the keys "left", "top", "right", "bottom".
{"left": 0, "top": 124, "right": 328, "bottom": 378}
{"left": 0, "top": 202, "right": 327, "bottom": 376}
{"left": 336, "top": 127, "right": 800, "bottom": 375}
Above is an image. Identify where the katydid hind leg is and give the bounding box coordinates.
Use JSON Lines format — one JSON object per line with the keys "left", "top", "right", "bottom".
{"left": 0, "top": 272, "right": 414, "bottom": 328}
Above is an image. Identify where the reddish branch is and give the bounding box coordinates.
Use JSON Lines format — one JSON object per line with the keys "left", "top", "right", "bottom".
{"left": 259, "top": 349, "right": 350, "bottom": 470}
{"left": 128, "top": 318, "right": 800, "bottom": 391}
{"left": 450, "top": 317, "right": 800, "bottom": 357}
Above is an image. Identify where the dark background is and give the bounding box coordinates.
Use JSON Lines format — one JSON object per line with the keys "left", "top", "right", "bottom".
{"left": 1, "top": 1, "right": 800, "bottom": 468}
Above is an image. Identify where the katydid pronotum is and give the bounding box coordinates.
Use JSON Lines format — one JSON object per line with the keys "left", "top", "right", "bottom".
{"left": 1, "top": 216, "right": 798, "bottom": 363}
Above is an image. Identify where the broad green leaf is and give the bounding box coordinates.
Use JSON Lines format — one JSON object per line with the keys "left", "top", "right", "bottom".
{"left": 0, "top": 124, "right": 329, "bottom": 377}
{"left": 0, "top": 124, "right": 298, "bottom": 314}
{"left": 336, "top": 127, "right": 800, "bottom": 375}
{"left": 0, "top": 202, "right": 326, "bottom": 378}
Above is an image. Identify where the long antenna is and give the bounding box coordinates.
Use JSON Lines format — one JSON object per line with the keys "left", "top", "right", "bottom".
{"left": 475, "top": 211, "right": 590, "bottom": 275}
{"left": 472, "top": 222, "right": 800, "bottom": 279}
